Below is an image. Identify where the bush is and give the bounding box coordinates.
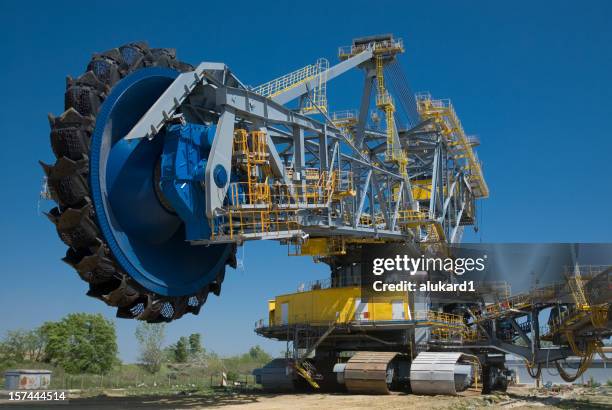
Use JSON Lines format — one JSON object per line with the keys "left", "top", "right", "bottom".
{"left": 226, "top": 370, "right": 239, "bottom": 381}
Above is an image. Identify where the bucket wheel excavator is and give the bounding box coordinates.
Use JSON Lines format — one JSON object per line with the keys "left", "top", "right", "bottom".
{"left": 41, "top": 35, "right": 611, "bottom": 393}
{"left": 41, "top": 44, "right": 237, "bottom": 322}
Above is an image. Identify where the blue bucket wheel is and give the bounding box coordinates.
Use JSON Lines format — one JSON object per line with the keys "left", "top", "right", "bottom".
{"left": 43, "top": 44, "right": 235, "bottom": 322}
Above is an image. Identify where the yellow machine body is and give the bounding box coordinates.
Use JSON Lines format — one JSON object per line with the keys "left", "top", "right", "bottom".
{"left": 267, "top": 287, "right": 410, "bottom": 326}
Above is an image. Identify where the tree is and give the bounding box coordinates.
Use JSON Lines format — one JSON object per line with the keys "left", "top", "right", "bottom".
{"left": 174, "top": 336, "right": 189, "bottom": 363}
{"left": 0, "top": 329, "right": 47, "bottom": 364}
{"left": 135, "top": 323, "right": 165, "bottom": 373}
{"left": 22, "top": 329, "right": 48, "bottom": 362}
{"left": 188, "top": 333, "right": 203, "bottom": 357}
{"left": 41, "top": 313, "right": 117, "bottom": 374}
{"left": 248, "top": 345, "right": 271, "bottom": 362}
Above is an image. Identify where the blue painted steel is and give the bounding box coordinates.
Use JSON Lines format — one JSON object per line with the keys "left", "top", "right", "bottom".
{"left": 213, "top": 164, "right": 228, "bottom": 188}
{"left": 226, "top": 174, "right": 245, "bottom": 207}
{"left": 160, "top": 123, "right": 214, "bottom": 241}
{"left": 89, "top": 67, "right": 232, "bottom": 297}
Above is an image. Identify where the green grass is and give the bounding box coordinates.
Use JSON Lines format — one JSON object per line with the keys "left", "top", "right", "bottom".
{"left": 1, "top": 361, "right": 261, "bottom": 392}
{"left": 587, "top": 376, "right": 601, "bottom": 388}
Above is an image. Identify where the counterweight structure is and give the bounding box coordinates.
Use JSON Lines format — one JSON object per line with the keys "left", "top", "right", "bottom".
{"left": 41, "top": 35, "right": 610, "bottom": 395}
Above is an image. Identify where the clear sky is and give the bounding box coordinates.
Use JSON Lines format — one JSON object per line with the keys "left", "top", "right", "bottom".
{"left": 1, "top": 1, "right": 611, "bottom": 362}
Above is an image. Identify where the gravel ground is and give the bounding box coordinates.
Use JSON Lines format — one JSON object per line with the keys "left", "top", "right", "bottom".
{"left": 1, "top": 385, "right": 610, "bottom": 409}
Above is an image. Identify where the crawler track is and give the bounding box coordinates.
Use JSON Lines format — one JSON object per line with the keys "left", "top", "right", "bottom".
{"left": 343, "top": 351, "right": 398, "bottom": 394}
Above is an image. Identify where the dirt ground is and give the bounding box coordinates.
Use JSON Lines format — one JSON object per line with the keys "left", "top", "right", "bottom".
{"left": 1, "top": 385, "right": 611, "bottom": 409}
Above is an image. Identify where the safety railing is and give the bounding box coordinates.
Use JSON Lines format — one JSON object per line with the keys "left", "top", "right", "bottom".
{"left": 233, "top": 129, "right": 248, "bottom": 153}
{"left": 358, "top": 213, "right": 386, "bottom": 227}
{"left": 463, "top": 328, "right": 481, "bottom": 341}
{"left": 395, "top": 211, "right": 444, "bottom": 243}
{"left": 331, "top": 109, "right": 358, "bottom": 124}
{"left": 569, "top": 264, "right": 612, "bottom": 278}
{"left": 275, "top": 171, "right": 354, "bottom": 207}
{"left": 376, "top": 90, "right": 395, "bottom": 108}
{"left": 332, "top": 170, "right": 355, "bottom": 198}
{"left": 252, "top": 64, "right": 319, "bottom": 98}
{"left": 416, "top": 92, "right": 489, "bottom": 198}
{"left": 211, "top": 209, "right": 300, "bottom": 241}
{"left": 396, "top": 210, "right": 428, "bottom": 224}
{"left": 426, "top": 310, "right": 464, "bottom": 327}
{"left": 508, "top": 293, "right": 534, "bottom": 309}
{"left": 431, "top": 328, "right": 455, "bottom": 341}
{"left": 228, "top": 182, "right": 271, "bottom": 207}
{"left": 292, "top": 277, "right": 335, "bottom": 292}
{"left": 431, "top": 327, "right": 481, "bottom": 342}
{"left": 298, "top": 176, "right": 334, "bottom": 205}
{"left": 338, "top": 38, "right": 404, "bottom": 60}
{"left": 304, "top": 168, "right": 320, "bottom": 181}
{"left": 282, "top": 183, "right": 325, "bottom": 207}
{"left": 302, "top": 58, "right": 329, "bottom": 114}
{"left": 288, "top": 237, "right": 347, "bottom": 258}
{"left": 228, "top": 172, "right": 339, "bottom": 209}
{"left": 544, "top": 303, "right": 609, "bottom": 338}
{"left": 545, "top": 306, "right": 580, "bottom": 337}
{"left": 233, "top": 129, "right": 268, "bottom": 164}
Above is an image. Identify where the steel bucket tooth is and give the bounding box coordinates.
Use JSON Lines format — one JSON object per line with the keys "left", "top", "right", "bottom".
{"left": 86, "top": 279, "right": 121, "bottom": 301}
{"left": 136, "top": 295, "right": 163, "bottom": 321}
{"left": 186, "top": 286, "right": 209, "bottom": 315}
{"left": 102, "top": 276, "right": 139, "bottom": 307}
{"left": 118, "top": 43, "right": 149, "bottom": 70}
{"left": 227, "top": 244, "right": 238, "bottom": 269}
{"left": 65, "top": 71, "right": 107, "bottom": 117}
{"left": 171, "top": 297, "right": 189, "bottom": 320}
{"left": 116, "top": 296, "right": 149, "bottom": 319}
{"left": 52, "top": 202, "right": 99, "bottom": 250}
{"left": 39, "top": 156, "right": 89, "bottom": 207}
{"left": 49, "top": 108, "right": 94, "bottom": 160}
{"left": 116, "top": 305, "right": 139, "bottom": 319}
{"left": 87, "top": 49, "right": 124, "bottom": 86}
{"left": 71, "top": 245, "right": 116, "bottom": 284}
{"left": 210, "top": 268, "right": 226, "bottom": 296}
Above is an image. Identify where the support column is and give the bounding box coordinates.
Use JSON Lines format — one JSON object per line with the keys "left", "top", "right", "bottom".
{"left": 293, "top": 126, "right": 306, "bottom": 200}
{"left": 319, "top": 125, "right": 329, "bottom": 171}
{"left": 205, "top": 109, "right": 235, "bottom": 218}
{"left": 354, "top": 67, "right": 375, "bottom": 148}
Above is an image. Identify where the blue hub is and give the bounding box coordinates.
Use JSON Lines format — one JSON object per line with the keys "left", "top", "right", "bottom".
{"left": 90, "top": 67, "right": 232, "bottom": 297}
{"left": 159, "top": 123, "right": 215, "bottom": 241}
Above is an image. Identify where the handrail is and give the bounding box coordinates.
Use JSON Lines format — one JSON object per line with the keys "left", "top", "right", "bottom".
{"left": 416, "top": 93, "right": 489, "bottom": 198}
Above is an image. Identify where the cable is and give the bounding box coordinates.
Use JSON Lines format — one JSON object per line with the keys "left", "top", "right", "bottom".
{"left": 393, "top": 61, "right": 421, "bottom": 123}
{"left": 526, "top": 361, "right": 541, "bottom": 379}
{"left": 388, "top": 63, "right": 419, "bottom": 126}
{"left": 545, "top": 347, "right": 559, "bottom": 376}
{"left": 554, "top": 340, "right": 598, "bottom": 382}
{"left": 383, "top": 66, "right": 411, "bottom": 129}
{"left": 384, "top": 60, "right": 420, "bottom": 127}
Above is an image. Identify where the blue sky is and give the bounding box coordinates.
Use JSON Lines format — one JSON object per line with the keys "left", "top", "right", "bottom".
{"left": 1, "top": 1, "right": 611, "bottom": 362}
